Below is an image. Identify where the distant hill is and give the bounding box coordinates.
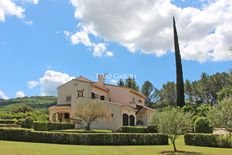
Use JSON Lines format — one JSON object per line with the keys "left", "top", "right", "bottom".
{"left": 0, "top": 96, "right": 57, "bottom": 107}
{"left": 0, "top": 96, "right": 57, "bottom": 121}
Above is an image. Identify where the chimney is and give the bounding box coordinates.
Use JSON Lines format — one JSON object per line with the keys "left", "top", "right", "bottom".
{"left": 97, "top": 74, "right": 105, "bottom": 86}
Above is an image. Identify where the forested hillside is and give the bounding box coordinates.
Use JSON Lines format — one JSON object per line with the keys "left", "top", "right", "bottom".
{"left": 0, "top": 96, "right": 56, "bottom": 121}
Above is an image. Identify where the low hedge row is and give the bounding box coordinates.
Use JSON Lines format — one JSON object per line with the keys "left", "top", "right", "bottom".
{"left": 33, "top": 122, "right": 75, "bottom": 131}
{"left": 0, "top": 119, "right": 16, "bottom": 124}
{"left": 0, "top": 128, "right": 168, "bottom": 145}
{"left": 121, "top": 126, "right": 158, "bottom": 133}
{"left": 185, "top": 133, "right": 232, "bottom": 148}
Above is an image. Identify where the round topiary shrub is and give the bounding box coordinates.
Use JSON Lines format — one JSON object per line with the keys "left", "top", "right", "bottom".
{"left": 21, "top": 116, "right": 34, "bottom": 128}
{"left": 191, "top": 115, "right": 200, "bottom": 132}
{"left": 194, "top": 117, "right": 213, "bottom": 133}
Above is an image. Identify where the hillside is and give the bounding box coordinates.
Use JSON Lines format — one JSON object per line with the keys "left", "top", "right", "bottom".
{"left": 0, "top": 96, "right": 57, "bottom": 121}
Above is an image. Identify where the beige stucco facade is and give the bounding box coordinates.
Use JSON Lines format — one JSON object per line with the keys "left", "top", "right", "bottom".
{"left": 49, "top": 75, "right": 155, "bottom": 130}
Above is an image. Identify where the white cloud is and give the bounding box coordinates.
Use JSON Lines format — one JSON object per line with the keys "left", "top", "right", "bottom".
{"left": 0, "top": 0, "right": 24, "bottom": 21}
{"left": 70, "top": 29, "right": 92, "bottom": 46}
{"left": 0, "top": 90, "right": 9, "bottom": 99}
{"left": 0, "top": 0, "right": 39, "bottom": 22}
{"left": 27, "top": 0, "right": 39, "bottom": 5}
{"left": 69, "top": 0, "right": 232, "bottom": 62}
{"left": 23, "top": 19, "right": 33, "bottom": 25}
{"left": 27, "top": 80, "right": 39, "bottom": 89}
{"left": 106, "top": 51, "right": 113, "bottom": 57}
{"left": 65, "top": 27, "right": 114, "bottom": 57}
{"left": 27, "top": 70, "right": 74, "bottom": 96}
{"left": 16, "top": 91, "right": 25, "bottom": 98}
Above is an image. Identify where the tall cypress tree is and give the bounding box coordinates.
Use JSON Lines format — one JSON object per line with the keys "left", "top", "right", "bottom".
{"left": 173, "top": 17, "right": 185, "bottom": 107}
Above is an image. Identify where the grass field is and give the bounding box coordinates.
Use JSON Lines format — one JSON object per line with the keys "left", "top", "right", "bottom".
{"left": 0, "top": 136, "right": 231, "bottom": 155}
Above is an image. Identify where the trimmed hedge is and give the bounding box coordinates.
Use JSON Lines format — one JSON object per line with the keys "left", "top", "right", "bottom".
{"left": 121, "top": 126, "right": 147, "bottom": 133}
{"left": 147, "top": 126, "right": 158, "bottom": 133}
{"left": 185, "top": 133, "right": 232, "bottom": 148}
{"left": 57, "top": 129, "right": 112, "bottom": 133}
{"left": 33, "top": 122, "right": 75, "bottom": 131}
{"left": 121, "top": 126, "right": 158, "bottom": 133}
{"left": 47, "top": 122, "right": 75, "bottom": 131}
{"left": 0, "top": 128, "right": 168, "bottom": 145}
{"left": 33, "top": 122, "right": 47, "bottom": 131}
{"left": 0, "top": 119, "right": 16, "bottom": 124}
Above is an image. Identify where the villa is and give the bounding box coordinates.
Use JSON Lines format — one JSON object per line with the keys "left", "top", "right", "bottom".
{"left": 48, "top": 75, "right": 155, "bottom": 130}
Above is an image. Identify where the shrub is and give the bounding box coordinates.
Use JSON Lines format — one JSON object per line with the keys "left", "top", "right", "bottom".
{"left": 194, "top": 117, "right": 213, "bottom": 133}
{"left": 191, "top": 115, "right": 200, "bottom": 132}
{"left": 57, "top": 129, "right": 112, "bottom": 133}
{"left": 121, "top": 126, "right": 148, "bottom": 133}
{"left": 33, "top": 122, "right": 75, "bottom": 131}
{"left": 0, "top": 119, "right": 16, "bottom": 124}
{"left": 16, "top": 119, "right": 23, "bottom": 125}
{"left": 21, "top": 116, "right": 34, "bottom": 128}
{"left": 0, "top": 128, "right": 168, "bottom": 145}
{"left": 147, "top": 125, "right": 158, "bottom": 133}
{"left": 33, "top": 122, "right": 47, "bottom": 131}
{"left": 0, "top": 128, "right": 32, "bottom": 142}
{"left": 47, "top": 122, "right": 75, "bottom": 131}
{"left": 185, "top": 133, "right": 232, "bottom": 148}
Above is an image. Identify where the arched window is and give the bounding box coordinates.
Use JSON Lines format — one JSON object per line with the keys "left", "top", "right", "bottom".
{"left": 122, "top": 114, "right": 129, "bottom": 126}
{"left": 129, "top": 115, "right": 135, "bottom": 126}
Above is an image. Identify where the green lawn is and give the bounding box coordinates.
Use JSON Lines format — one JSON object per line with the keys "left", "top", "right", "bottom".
{"left": 0, "top": 136, "right": 231, "bottom": 155}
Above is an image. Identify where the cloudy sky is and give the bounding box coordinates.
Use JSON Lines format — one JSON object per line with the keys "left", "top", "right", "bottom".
{"left": 0, "top": 0, "right": 231, "bottom": 99}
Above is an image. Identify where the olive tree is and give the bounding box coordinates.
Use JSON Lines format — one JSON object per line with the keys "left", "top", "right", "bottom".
{"left": 207, "top": 97, "right": 232, "bottom": 135}
{"left": 75, "top": 100, "right": 112, "bottom": 130}
{"left": 152, "top": 107, "right": 192, "bottom": 151}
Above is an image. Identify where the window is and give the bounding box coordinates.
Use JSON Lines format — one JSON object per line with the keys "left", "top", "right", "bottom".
{"left": 100, "top": 95, "right": 105, "bottom": 100}
{"left": 66, "top": 95, "right": 71, "bottom": 102}
{"left": 123, "top": 114, "right": 129, "bottom": 126}
{"left": 129, "top": 115, "right": 135, "bottom": 126}
{"left": 77, "top": 89, "right": 84, "bottom": 98}
{"left": 91, "top": 92, "right": 95, "bottom": 99}
{"left": 64, "top": 113, "right": 70, "bottom": 119}
{"left": 138, "top": 99, "right": 142, "bottom": 103}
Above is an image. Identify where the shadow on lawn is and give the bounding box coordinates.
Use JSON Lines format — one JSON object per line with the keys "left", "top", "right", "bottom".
{"left": 160, "top": 150, "right": 203, "bottom": 155}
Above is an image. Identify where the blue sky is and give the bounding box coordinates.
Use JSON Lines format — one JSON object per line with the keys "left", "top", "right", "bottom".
{"left": 0, "top": 0, "right": 231, "bottom": 99}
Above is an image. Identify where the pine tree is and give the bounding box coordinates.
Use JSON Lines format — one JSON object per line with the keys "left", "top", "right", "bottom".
{"left": 173, "top": 17, "right": 185, "bottom": 107}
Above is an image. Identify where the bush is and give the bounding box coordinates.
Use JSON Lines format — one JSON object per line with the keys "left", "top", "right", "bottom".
{"left": 120, "top": 126, "right": 158, "bottom": 133}
{"left": 0, "top": 128, "right": 168, "bottom": 145}
{"left": 147, "top": 126, "right": 158, "bottom": 133}
{"left": 194, "top": 117, "right": 213, "bottom": 133}
{"left": 57, "top": 129, "right": 112, "bottom": 133}
{"left": 33, "top": 122, "right": 47, "bottom": 131}
{"left": 33, "top": 122, "right": 75, "bottom": 131}
{"left": 47, "top": 122, "right": 75, "bottom": 131}
{"left": 21, "top": 116, "right": 34, "bottom": 128}
{"left": 191, "top": 115, "right": 200, "bottom": 132}
{"left": 0, "top": 119, "right": 16, "bottom": 124}
{"left": 16, "top": 119, "right": 23, "bottom": 125}
{"left": 185, "top": 133, "right": 232, "bottom": 148}
{"left": 121, "top": 126, "right": 147, "bottom": 133}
